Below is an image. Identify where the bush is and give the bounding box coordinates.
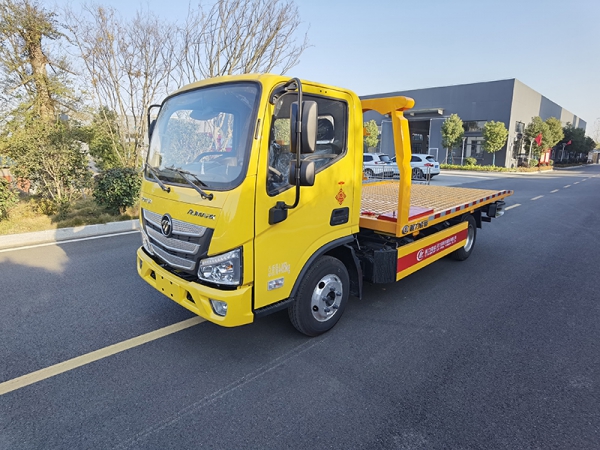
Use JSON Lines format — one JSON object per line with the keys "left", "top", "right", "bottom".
{"left": 529, "top": 159, "right": 539, "bottom": 168}
{"left": 549, "top": 159, "right": 554, "bottom": 166}
{"left": 0, "top": 178, "right": 18, "bottom": 221}
{"left": 93, "top": 168, "right": 141, "bottom": 214}
{"left": 464, "top": 157, "right": 477, "bottom": 166}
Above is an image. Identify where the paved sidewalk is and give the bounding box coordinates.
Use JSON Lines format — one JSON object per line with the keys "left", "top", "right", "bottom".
{"left": 0, "top": 220, "right": 140, "bottom": 251}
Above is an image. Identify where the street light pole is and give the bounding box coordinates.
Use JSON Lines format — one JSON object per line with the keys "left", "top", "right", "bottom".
{"left": 528, "top": 138, "right": 535, "bottom": 162}
{"left": 461, "top": 137, "right": 466, "bottom": 165}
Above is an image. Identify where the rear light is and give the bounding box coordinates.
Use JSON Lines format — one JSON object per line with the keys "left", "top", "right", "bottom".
{"left": 425, "top": 163, "right": 433, "bottom": 167}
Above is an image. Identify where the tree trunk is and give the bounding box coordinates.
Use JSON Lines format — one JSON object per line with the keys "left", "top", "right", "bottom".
{"left": 25, "top": 27, "right": 55, "bottom": 121}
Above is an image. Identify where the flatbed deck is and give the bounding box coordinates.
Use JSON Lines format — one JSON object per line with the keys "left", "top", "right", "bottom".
{"left": 360, "top": 181, "right": 512, "bottom": 229}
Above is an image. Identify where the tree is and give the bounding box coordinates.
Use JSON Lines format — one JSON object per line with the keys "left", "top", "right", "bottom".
{"left": 544, "top": 117, "right": 564, "bottom": 150}
{"left": 0, "top": 0, "right": 90, "bottom": 211}
{"left": 2, "top": 119, "right": 91, "bottom": 211}
{"left": 560, "top": 123, "right": 590, "bottom": 161}
{"left": 364, "top": 120, "right": 379, "bottom": 149}
{"left": 176, "top": 0, "right": 309, "bottom": 84}
{"left": 524, "top": 117, "right": 550, "bottom": 160}
{"left": 65, "top": 6, "right": 178, "bottom": 168}
{"left": 84, "top": 107, "right": 128, "bottom": 171}
{"left": 482, "top": 120, "right": 508, "bottom": 166}
{"left": 441, "top": 114, "right": 464, "bottom": 163}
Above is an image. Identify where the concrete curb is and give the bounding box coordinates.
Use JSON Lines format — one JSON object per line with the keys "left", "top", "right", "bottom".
{"left": 0, "top": 220, "right": 140, "bottom": 251}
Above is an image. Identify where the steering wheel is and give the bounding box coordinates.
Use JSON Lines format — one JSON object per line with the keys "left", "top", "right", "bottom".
{"left": 268, "top": 165, "right": 284, "bottom": 182}
{"left": 193, "top": 151, "right": 229, "bottom": 164}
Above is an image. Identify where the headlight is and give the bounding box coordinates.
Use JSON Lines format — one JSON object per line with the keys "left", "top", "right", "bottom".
{"left": 141, "top": 229, "right": 154, "bottom": 255}
{"left": 198, "top": 248, "right": 242, "bottom": 286}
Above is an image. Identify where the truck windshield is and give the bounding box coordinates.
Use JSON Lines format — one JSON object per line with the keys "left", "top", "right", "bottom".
{"left": 146, "top": 82, "right": 259, "bottom": 191}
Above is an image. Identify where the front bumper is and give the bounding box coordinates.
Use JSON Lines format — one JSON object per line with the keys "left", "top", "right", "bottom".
{"left": 137, "top": 247, "right": 254, "bottom": 327}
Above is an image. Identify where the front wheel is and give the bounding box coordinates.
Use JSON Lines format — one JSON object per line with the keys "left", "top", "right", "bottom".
{"left": 451, "top": 214, "right": 477, "bottom": 261}
{"left": 288, "top": 256, "right": 349, "bottom": 336}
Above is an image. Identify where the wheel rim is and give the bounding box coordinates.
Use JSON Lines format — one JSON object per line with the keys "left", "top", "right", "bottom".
{"left": 464, "top": 222, "right": 475, "bottom": 252}
{"left": 310, "top": 274, "right": 343, "bottom": 322}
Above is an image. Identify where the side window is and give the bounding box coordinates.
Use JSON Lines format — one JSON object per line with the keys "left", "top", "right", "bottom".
{"left": 411, "top": 155, "right": 419, "bottom": 163}
{"left": 364, "top": 155, "right": 373, "bottom": 163}
{"left": 267, "top": 94, "right": 347, "bottom": 196}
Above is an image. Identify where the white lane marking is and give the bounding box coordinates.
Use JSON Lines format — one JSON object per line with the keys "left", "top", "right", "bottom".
{"left": 505, "top": 204, "right": 521, "bottom": 210}
{"left": 574, "top": 182, "right": 580, "bottom": 185}
{"left": 550, "top": 189, "right": 559, "bottom": 193}
{"left": 564, "top": 185, "right": 571, "bottom": 188}
{"left": 531, "top": 196, "right": 544, "bottom": 201}
{"left": 0, "top": 317, "right": 205, "bottom": 396}
{"left": 0, "top": 230, "right": 140, "bottom": 254}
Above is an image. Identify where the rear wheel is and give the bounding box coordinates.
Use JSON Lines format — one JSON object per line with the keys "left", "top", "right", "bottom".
{"left": 364, "top": 168, "right": 374, "bottom": 178}
{"left": 288, "top": 256, "right": 349, "bottom": 336}
{"left": 412, "top": 167, "right": 424, "bottom": 180}
{"left": 451, "top": 214, "right": 477, "bottom": 261}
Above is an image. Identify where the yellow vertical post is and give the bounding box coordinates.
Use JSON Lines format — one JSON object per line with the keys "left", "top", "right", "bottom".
{"left": 361, "top": 96, "right": 415, "bottom": 236}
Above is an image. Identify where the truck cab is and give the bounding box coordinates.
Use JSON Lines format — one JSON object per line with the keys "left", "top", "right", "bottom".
{"left": 137, "top": 74, "right": 363, "bottom": 333}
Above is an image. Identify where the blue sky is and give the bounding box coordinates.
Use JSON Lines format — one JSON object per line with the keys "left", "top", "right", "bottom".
{"left": 53, "top": 0, "right": 600, "bottom": 139}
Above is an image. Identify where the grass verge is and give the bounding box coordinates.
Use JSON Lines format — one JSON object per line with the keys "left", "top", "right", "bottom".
{"left": 0, "top": 194, "right": 139, "bottom": 236}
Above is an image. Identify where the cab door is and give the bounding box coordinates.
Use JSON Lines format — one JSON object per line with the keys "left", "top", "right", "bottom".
{"left": 253, "top": 86, "right": 358, "bottom": 309}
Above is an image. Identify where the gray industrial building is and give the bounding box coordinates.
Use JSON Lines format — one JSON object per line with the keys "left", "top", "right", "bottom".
{"left": 361, "top": 79, "right": 586, "bottom": 167}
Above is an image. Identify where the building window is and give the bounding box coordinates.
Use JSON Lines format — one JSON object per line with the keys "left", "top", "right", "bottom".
{"left": 463, "top": 120, "right": 487, "bottom": 133}
{"left": 470, "top": 140, "right": 484, "bottom": 159}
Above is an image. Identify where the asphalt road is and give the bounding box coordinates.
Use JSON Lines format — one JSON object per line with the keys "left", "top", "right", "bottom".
{"left": 1, "top": 166, "right": 599, "bottom": 449}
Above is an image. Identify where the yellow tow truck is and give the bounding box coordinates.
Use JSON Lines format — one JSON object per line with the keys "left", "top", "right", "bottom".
{"left": 136, "top": 74, "right": 513, "bottom": 336}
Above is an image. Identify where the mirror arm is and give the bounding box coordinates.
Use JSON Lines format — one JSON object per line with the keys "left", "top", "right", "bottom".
{"left": 269, "top": 78, "right": 302, "bottom": 225}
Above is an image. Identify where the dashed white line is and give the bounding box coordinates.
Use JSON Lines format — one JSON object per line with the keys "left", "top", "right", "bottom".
{"left": 574, "top": 182, "right": 580, "bottom": 185}
{"left": 505, "top": 204, "right": 521, "bottom": 210}
{"left": 550, "top": 189, "right": 559, "bottom": 193}
{"left": 531, "top": 196, "right": 544, "bottom": 200}
{"left": 564, "top": 185, "right": 571, "bottom": 188}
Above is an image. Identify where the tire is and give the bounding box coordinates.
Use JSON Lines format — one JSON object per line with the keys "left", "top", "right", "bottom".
{"left": 451, "top": 214, "right": 477, "bottom": 261}
{"left": 288, "top": 256, "right": 349, "bottom": 336}
{"left": 364, "top": 168, "right": 374, "bottom": 177}
{"left": 412, "top": 167, "right": 424, "bottom": 180}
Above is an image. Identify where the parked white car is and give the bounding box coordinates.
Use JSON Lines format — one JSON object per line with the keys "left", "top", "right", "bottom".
{"left": 363, "top": 153, "right": 399, "bottom": 178}
{"left": 391, "top": 154, "right": 441, "bottom": 179}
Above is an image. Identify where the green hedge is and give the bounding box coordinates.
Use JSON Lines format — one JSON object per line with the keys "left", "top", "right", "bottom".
{"left": 440, "top": 164, "right": 553, "bottom": 173}
{"left": 93, "top": 168, "right": 141, "bottom": 214}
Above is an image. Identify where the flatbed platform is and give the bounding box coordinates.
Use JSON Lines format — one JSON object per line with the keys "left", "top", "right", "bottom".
{"left": 360, "top": 181, "right": 512, "bottom": 228}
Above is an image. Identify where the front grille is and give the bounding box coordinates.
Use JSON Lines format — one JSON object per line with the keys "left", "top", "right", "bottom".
{"left": 143, "top": 210, "right": 207, "bottom": 237}
{"left": 151, "top": 244, "right": 196, "bottom": 271}
{"left": 146, "top": 227, "right": 199, "bottom": 254}
{"left": 143, "top": 209, "right": 213, "bottom": 274}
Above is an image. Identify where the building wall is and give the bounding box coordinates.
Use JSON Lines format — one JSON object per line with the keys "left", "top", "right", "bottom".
{"left": 508, "top": 80, "right": 586, "bottom": 166}
{"left": 362, "top": 79, "right": 586, "bottom": 167}
{"left": 362, "top": 80, "right": 515, "bottom": 165}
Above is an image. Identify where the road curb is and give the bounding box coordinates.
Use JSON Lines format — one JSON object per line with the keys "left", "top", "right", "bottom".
{"left": 0, "top": 220, "right": 140, "bottom": 250}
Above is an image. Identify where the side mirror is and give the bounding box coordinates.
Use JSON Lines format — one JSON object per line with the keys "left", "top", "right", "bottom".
{"left": 147, "top": 104, "right": 161, "bottom": 140}
{"left": 288, "top": 160, "right": 315, "bottom": 186}
{"left": 290, "top": 100, "right": 318, "bottom": 154}
{"left": 148, "top": 118, "right": 157, "bottom": 139}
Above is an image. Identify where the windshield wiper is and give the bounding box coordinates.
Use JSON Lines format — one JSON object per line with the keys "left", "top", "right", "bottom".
{"left": 166, "top": 166, "right": 214, "bottom": 201}
{"left": 145, "top": 163, "right": 171, "bottom": 193}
